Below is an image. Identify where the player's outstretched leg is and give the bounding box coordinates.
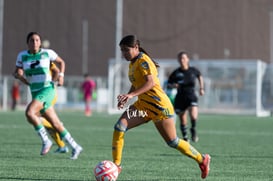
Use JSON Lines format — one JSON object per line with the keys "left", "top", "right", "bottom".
{"left": 199, "top": 154, "right": 211, "bottom": 179}
{"left": 168, "top": 138, "right": 211, "bottom": 179}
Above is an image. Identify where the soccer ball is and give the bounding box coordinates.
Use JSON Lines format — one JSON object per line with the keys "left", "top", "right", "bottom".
{"left": 94, "top": 160, "right": 119, "bottom": 181}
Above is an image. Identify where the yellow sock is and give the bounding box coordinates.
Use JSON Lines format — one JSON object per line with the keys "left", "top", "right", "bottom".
{"left": 176, "top": 139, "right": 203, "bottom": 163}
{"left": 112, "top": 130, "right": 125, "bottom": 166}
{"left": 41, "top": 117, "right": 66, "bottom": 148}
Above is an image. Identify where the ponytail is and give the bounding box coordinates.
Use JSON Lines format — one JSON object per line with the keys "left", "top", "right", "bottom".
{"left": 139, "top": 47, "right": 159, "bottom": 68}
{"left": 120, "top": 35, "right": 160, "bottom": 68}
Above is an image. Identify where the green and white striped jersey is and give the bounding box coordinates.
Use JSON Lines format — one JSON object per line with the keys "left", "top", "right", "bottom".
{"left": 16, "top": 48, "right": 58, "bottom": 92}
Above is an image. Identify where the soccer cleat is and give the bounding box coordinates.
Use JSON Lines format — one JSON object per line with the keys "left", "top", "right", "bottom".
{"left": 190, "top": 128, "right": 199, "bottom": 142}
{"left": 85, "top": 110, "right": 92, "bottom": 117}
{"left": 54, "top": 146, "right": 69, "bottom": 153}
{"left": 40, "top": 140, "right": 53, "bottom": 155}
{"left": 192, "top": 135, "right": 199, "bottom": 142}
{"left": 199, "top": 154, "right": 211, "bottom": 179}
{"left": 70, "top": 145, "right": 83, "bottom": 160}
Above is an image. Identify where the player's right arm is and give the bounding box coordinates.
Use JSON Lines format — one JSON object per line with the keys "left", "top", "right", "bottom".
{"left": 14, "top": 52, "right": 30, "bottom": 86}
{"left": 13, "top": 67, "right": 30, "bottom": 85}
{"left": 167, "top": 73, "right": 179, "bottom": 89}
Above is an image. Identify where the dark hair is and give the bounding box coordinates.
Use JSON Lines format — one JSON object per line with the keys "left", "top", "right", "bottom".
{"left": 177, "top": 51, "right": 188, "bottom": 60}
{"left": 119, "top": 35, "right": 159, "bottom": 67}
{"left": 83, "top": 73, "right": 90, "bottom": 78}
{"left": 26, "top": 32, "right": 41, "bottom": 44}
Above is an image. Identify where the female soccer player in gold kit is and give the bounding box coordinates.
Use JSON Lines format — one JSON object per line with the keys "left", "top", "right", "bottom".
{"left": 112, "top": 35, "right": 211, "bottom": 179}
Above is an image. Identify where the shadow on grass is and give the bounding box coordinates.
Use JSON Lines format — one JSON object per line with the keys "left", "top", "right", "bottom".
{"left": 159, "top": 153, "right": 273, "bottom": 159}
{"left": 208, "top": 154, "right": 273, "bottom": 159}
{"left": 0, "top": 177, "right": 83, "bottom": 181}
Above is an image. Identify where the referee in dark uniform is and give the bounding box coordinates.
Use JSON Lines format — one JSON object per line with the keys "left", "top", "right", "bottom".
{"left": 167, "top": 51, "right": 205, "bottom": 142}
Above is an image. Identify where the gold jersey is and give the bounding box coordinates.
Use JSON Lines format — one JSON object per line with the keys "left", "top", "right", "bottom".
{"left": 129, "top": 53, "right": 174, "bottom": 121}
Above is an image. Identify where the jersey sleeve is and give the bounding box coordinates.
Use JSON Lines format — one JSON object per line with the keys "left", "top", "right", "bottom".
{"left": 138, "top": 58, "right": 153, "bottom": 76}
{"left": 192, "top": 67, "right": 201, "bottom": 77}
{"left": 46, "top": 49, "right": 58, "bottom": 61}
{"left": 15, "top": 52, "right": 24, "bottom": 67}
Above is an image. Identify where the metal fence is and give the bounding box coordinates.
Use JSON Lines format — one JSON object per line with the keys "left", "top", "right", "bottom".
{"left": 0, "top": 75, "right": 108, "bottom": 112}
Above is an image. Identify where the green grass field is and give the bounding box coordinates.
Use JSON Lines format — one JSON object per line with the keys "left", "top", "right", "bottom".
{"left": 0, "top": 110, "right": 273, "bottom": 181}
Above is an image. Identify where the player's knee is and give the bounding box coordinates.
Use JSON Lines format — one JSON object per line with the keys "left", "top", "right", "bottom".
{"left": 114, "top": 120, "right": 127, "bottom": 132}
{"left": 25, "top": 108, "right": 36, "bottom": 122}
{"left": 167, "top": 137, "right": 179, "bottom": 148}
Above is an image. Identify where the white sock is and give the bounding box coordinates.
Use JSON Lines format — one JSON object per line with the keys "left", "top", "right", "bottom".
{"left": 37, "top": 126, "right": 50, "bottom": 143}
{"left": 63, "top": 132, "right": 78, "bottom": 149}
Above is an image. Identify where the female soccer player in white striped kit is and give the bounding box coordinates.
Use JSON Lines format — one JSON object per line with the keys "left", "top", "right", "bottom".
{"left": 13, "top": 32, "right": 82, "bottom": 159}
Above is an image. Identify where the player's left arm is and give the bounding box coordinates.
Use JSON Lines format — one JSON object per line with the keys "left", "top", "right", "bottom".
{"left": 128, "top": 59, "right": 155, "bottom": 97}
{"left": 129, "top": 74, "right": 154, "bottom": 97}
{"left": 117, "top": 85, "right": 136, "bottom": 109}
{"left": 198, "top": 75, "right": 205, "bottom": 96}
{"left": 118, "top": 74, "right": 154, "bottom": 109}
{"left": 54, "top": 56, "right": 65, "bottom": 86}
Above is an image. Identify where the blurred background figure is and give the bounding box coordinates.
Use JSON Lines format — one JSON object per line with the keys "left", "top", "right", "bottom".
{"left": 81, "top": 73, "right": 96, "bottom": 116}
{"left": 11, "top": 80, "right": 20, "bottom": 111}
{"left": 167, "top": 51, "right": 205, "bottom": 142}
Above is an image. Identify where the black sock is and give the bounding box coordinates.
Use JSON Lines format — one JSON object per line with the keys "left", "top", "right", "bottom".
{"left": 180, "top": 124, "right": 188, "bottom": 140}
